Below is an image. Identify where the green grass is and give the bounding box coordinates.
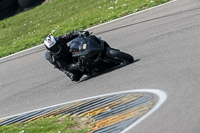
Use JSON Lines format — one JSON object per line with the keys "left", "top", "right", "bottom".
{"left": 0, "top": 0, "right": 170, "bottom": 58}
{"left": 0, "top": 115, "right": 89, "bottom": 133}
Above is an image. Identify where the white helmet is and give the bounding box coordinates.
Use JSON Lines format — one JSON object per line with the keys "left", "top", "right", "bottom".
{"left": 44, "top": 35, "right": 60, "bottom": 53}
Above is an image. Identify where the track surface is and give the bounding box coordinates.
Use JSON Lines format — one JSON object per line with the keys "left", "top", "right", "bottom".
{"left": 0, "top": 0, "right": 200, "bottom": 132}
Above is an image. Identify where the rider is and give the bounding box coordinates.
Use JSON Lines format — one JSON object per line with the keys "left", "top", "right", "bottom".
{"left": 44, "top": 30, "right": 89, "bottom": 82}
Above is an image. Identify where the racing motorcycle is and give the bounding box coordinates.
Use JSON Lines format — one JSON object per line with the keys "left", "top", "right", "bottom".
{"left": 69, "top": 34, "right": 134, "bottom": 76}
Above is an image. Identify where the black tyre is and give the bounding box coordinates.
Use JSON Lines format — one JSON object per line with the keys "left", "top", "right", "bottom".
{"left": 107, "top": 48, "right": 134, "bottom": 63}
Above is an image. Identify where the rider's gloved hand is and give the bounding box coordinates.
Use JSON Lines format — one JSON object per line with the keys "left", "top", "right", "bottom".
{"left": 81, "top": 31, "right": 89, "bottom": 37}
{"left": 70, "top": 62, "right": 81, "bottom": 71}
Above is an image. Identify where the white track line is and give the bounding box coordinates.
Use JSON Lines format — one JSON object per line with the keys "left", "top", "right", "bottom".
{"left": 121, "top": 89, "right": 167, "bottom": 133}
{"left": 0, "top": 89, "right": 167, "bottom": 133}
{"left": 86, "top": 0, "right": 177, "bottom": 30}
{"left": 0, "top": 0, "right": 177, "bottom": 61}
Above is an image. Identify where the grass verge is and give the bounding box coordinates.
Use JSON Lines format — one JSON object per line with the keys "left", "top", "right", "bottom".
{"left": 0, "top": 114, "right": 91, "bottom": 133}
{"left": 0, "top": 0, "right": 170, "bottom": 58}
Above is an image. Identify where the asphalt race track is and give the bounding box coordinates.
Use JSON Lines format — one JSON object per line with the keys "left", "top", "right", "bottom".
{"left": 0, "top": 0, "right": 200, "bottom": 132}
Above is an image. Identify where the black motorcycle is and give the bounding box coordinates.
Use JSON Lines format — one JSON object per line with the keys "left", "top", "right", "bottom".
{"left": 69, "top": 34, "right": 134, "bottom": 76}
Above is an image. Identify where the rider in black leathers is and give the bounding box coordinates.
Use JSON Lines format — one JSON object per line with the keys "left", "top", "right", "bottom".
{"left": 44, "top": 30, "right": 89, "bottom": 82}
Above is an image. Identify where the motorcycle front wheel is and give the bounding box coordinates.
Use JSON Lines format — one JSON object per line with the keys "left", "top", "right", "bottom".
{"left": 106, "top": 48, "right": 134, "bottom": 64}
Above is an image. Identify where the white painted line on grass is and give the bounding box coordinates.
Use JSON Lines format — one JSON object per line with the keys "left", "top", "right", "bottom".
{"left": 0, "top": 0, "right": 177, "bottom": 61}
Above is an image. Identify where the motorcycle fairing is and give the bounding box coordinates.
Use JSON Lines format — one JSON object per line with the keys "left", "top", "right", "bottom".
{"left": 69, "top": 36, "right": 104, "bottom": 64}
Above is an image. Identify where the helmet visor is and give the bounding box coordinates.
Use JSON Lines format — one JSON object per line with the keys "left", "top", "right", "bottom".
{"left": 48, "top": 43, "right": 60, "bottom": 53}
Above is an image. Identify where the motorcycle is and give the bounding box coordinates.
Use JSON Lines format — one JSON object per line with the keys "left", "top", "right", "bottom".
{"left": 69, "top": 33, "right": 134, "bottom": 76}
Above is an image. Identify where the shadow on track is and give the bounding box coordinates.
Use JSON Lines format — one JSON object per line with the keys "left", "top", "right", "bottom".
{"left": 78, "top": 59, "right": 140, "bottom": 83}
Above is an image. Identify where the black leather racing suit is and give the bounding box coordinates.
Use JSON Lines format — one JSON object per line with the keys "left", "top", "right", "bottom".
{"left": 45, "top": 31, "right": 88, "bottom": 81}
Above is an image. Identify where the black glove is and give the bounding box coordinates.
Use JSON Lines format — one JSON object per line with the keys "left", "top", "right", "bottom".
{"left": 69, "top": 62, "right": 81, "bottom": 71}
{"left": 81, "top": 31, "right": 89, "bottom": 37}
